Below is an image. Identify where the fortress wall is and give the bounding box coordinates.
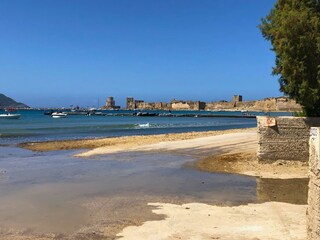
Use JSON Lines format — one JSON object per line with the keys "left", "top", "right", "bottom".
{"left": 171, "top": 102, "right": 193, "bottom": 110}
{"left": 276, "top": 99, "right": 302, "bottom": 111}
{"left": 205, "top": 102, "right": 233, "bottom": 110}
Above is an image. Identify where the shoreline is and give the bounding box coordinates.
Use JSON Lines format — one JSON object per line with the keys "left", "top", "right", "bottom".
{"left": 13, "top": 127, "right": 309, "bottom": 239}
{"left": 19, "top": 127, "right": 308, "bottom": 179}
{"left": 19, "top": 127, "right": 255, "bottom": 152}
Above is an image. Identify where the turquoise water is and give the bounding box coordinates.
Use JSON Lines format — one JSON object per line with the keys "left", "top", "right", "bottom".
{"left": 0, "top": 109, "right": 290, "bottom": 144}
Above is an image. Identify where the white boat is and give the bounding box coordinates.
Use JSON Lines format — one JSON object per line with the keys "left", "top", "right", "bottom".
{"left": 0, "top": 113, "right": 21, "bottom": 119}
{"left": 51, "top": 112, "right": 67, "bottom": 118}
{"left": 138, "top": 123, "right": 150, "bottom": 128}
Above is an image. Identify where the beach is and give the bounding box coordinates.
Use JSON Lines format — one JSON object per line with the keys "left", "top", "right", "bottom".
{"left": 1, "top": 0, "right": 313, "bottom": 238}
{"left": 10, "top": 127, "right": 309, "bottom": 239}
{"left": 21, "top": 127, "right": 308, "bottom": 179}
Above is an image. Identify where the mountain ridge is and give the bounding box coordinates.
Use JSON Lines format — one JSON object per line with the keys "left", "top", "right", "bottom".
{"left": 0, "top": 93, "right": 29, "bottom": 109}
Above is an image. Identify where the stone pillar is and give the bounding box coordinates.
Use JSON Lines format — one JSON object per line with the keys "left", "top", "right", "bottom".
{"left": 308, "top": 127, "right": 320, "bottom": 239}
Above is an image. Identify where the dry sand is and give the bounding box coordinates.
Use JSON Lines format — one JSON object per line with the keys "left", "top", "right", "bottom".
{"left": 77, "top": 129, "right": 258, "bottom": 157}
{"left": 117, "top": 202, "right": 307, "bottom": 240}
{"left": 19, "top": 128, "right": 254, "bottom": 153}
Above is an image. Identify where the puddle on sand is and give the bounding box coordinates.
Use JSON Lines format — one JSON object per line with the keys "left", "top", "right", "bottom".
{"left": 256, "top": 178, "right": 309, "bottom": 205}
{"left": 0, "top": 183, "right": 89, "bottom": 234}
{"left": 0, "top": 146, "right": 257, "bottom": 238}
{"left": 0, "top": 145, "right": 309, "bottom": 239}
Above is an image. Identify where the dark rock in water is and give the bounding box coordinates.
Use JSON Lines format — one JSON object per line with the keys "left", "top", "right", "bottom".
{"left": 0, "top": 93, "right": 29, "bottom": 109}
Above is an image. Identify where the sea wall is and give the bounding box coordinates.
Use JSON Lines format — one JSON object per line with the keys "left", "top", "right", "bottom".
{"left": 257, "top": 116, "right": 320, "bottom": 162}
{"left": 308, "top": 127, "right": 320, "bottom": 239}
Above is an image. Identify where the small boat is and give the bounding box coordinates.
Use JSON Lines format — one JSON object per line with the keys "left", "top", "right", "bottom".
{"left": 51, "top": 112, "right": 67, "bottom": 118}
{"left": 0, "top": 113, "right": 21, "bottom": 119}
{"left": 136, "top": 112, "right": 158, "bottom": 117}
{"left": 0, "top": 108, "right": 21, "bottom": 119}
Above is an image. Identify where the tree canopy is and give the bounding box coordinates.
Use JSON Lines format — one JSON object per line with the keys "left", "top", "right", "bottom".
{"left": 260, "top": 0, "right": 320, "bottom": 116}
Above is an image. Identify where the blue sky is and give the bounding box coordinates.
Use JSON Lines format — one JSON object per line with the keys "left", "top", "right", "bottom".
{"left": 0, "top": 0, "right": 278, "bottom": 108}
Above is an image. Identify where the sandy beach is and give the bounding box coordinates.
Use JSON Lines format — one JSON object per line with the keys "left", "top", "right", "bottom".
{"left": 15, "top": 128, "right": 310, "bottom": 239}
{"left": 19, "top": 128, "right": 254, "bottom": 153}
{"left": 117, "top": 202, "right": 307, "bottom": 240}
{"left": 21, "top": 127, "right": 308, "bottom": 179}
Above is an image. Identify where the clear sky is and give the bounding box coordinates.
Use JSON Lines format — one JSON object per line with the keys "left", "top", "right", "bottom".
{"left": 0, "top": 0, "right": 278, "bottom": 108}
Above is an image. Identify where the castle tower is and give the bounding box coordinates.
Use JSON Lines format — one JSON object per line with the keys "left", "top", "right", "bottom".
{"left": 233, "top": 95, "right": 243, "bottom": 103}
{"left": 126, "top": 97, "right": 134, "bottom": 110}
{"left": 106, "top": 96, "right": 115, "bottom": 109}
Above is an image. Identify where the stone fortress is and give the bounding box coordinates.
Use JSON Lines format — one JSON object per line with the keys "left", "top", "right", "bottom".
{"left": 104, "top": 96, "right": 121, "bottom": 110}
{"left": 103, "top": 95, "right": 302, "bottom": 112}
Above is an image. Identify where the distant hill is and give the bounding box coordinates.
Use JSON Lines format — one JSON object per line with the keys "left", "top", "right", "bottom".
{"left": 0, "top": 93, "right": 29, "bottom": 109}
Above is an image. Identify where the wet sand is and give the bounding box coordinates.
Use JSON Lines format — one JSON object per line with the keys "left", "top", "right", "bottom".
{"left": 0, "top": 148, "right": 257, "bottom": 240}
{"left": 196, "top": 151, "right": 308, "bottom": 179}
{"left": 11, "top": 128, "right": 310, "bottom": 239}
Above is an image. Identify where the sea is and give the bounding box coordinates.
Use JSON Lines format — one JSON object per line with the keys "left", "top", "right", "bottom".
{"left": 0, "top": 109, "right": 291, "bottom": 145}
{"left": 0, "top": 109, "right": 302, "bottom": 238}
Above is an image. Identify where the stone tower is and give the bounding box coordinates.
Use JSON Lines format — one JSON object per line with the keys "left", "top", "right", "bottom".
{"left": 126, "top": 97, "right": 134, "bottom": 110}
{"left": 233, "top": 95, "right": 243, "bottom": 103}
{"left": 106, "top": 96, "right": 115, "bottom": 109}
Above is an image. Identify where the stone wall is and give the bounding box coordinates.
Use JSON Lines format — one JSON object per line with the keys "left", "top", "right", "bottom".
{"left": 205, "top": 101, "right": 234, "bottom": 110}
{"left": 206, "top": 98, "right": 301, "bottom": 112}
{"left": 171, "top": 100, "right": 205, "bottom": 110}
{"left": 257, "top": 117, "right": 320, "bottom": 162}
{"left": 308, "top": 127, "right": 320, "bottom": 239}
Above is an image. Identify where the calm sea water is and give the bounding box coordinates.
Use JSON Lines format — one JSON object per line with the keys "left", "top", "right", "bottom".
{"left": 0, "top": 109, "right": 291, "bottom": 144}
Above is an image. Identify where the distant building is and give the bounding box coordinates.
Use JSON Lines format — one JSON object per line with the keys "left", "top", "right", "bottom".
{"left": 126, "top": 97, "right": 144, "bottom": 110}
{"left": 233, "top": 95, "right": 243, "bottom": 103}
{"left": 170, "top": 99, "right": 206, "bottom": 110}
{"left": 126, "top": 97, "right": 134, "bottom": 110}
{"left": 106, "top": 96, "right": 115, "bottom": 109}
{"left": 233, "top": 95, "right": 243, "bottom": 107}
{"left": 105, "top": 96, "right": 120, "bottom": 109}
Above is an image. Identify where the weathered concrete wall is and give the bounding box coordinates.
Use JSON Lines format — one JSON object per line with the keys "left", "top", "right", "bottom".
{"left": 257, "top": 117, "right": 320, "bottom": 162}
{"left": 308, "top": 127, "right": 320, "bottom": 239}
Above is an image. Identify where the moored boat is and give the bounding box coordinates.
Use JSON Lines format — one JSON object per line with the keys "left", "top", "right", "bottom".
{"left": 51, "top": 112, "right": 67, "bottom": 118}
{"left": 0, "top": 113, "right": 21, "bottom": 119}
{"left": 0, "top": 108, "right": 21, "bottom": 119}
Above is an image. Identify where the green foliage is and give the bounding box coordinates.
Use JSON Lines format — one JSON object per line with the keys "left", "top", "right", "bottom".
{"left": 293, "top": 110, "right": 307, "bottom": 117}
{"left": 260, "top": 0, "right": 320, "bottom": 116}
